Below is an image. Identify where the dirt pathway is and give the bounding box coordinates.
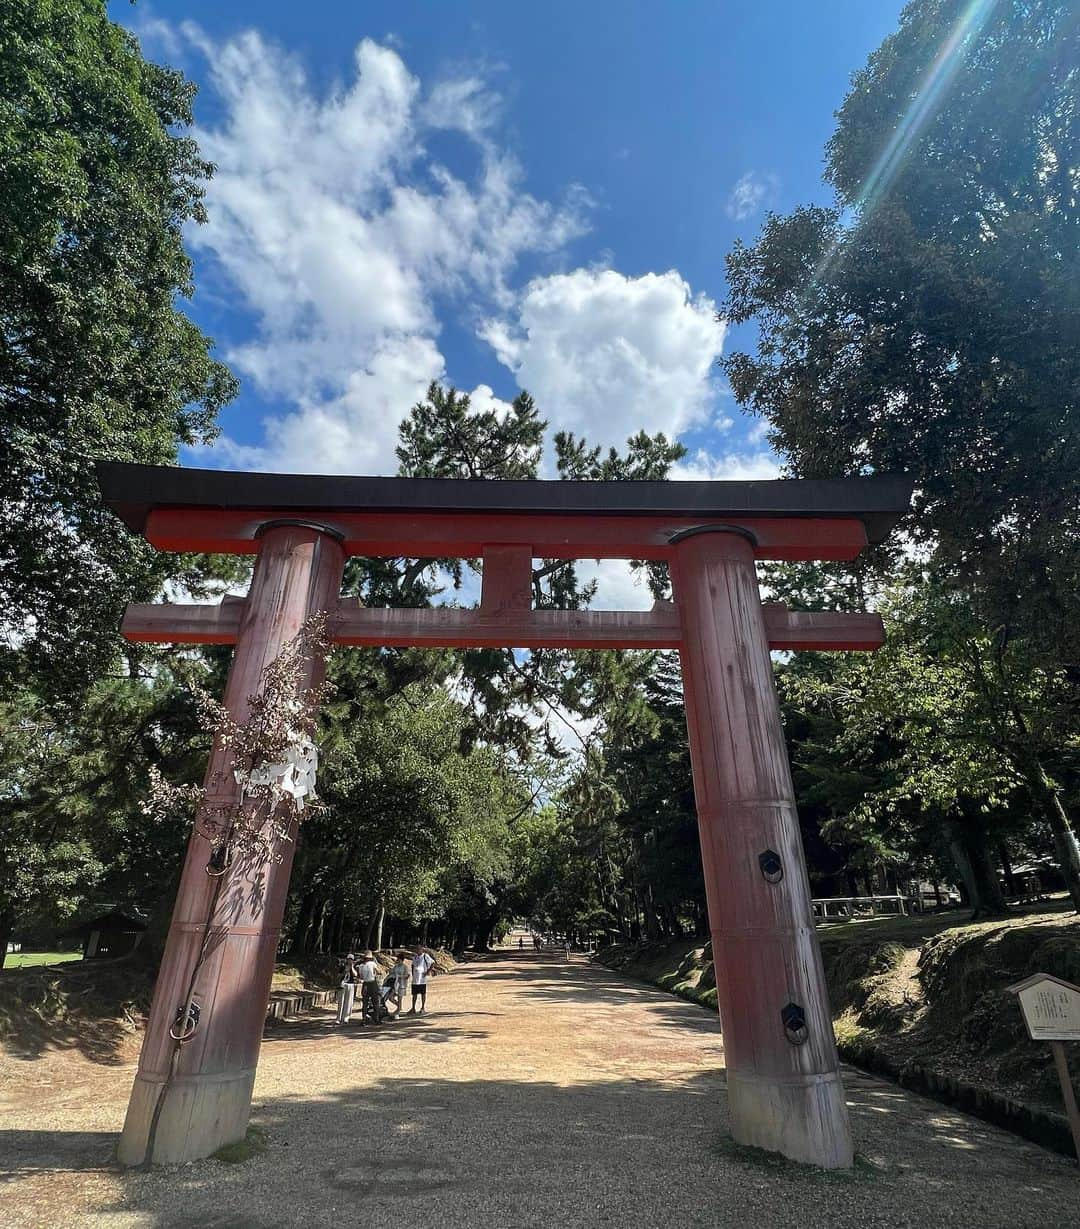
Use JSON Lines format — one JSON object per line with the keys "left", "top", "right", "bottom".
{"left": 2, "top": 952, "right": 1078, "bottom": 1228}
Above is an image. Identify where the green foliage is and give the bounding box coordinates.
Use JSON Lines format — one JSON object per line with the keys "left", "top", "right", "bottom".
{"left": 775, "top": 571, "right": 1042, "bottom": 911}
{"left": 0, "top": 0, "right": 237, "bottom": 696}
{"left": 722, "top": 0, "right": 1080, "bottom": 909}
{"left": 0, "top": 660, "right": 214, "bottom": 958}
{"left": 291, "top": 664, "right": 528, "bottom": 950}
{"left": 723, "top": 0, "right": 1080, "bottom": 660}
{"left": 397, "top": 382, "right": 544, "bottom": 480}
{"left": 11, "top": 0, "right": 1079, "bottom": 959}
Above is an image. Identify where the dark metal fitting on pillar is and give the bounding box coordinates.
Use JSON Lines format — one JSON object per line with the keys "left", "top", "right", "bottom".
{"left": 206, "top": 842, "right": 233, "bottom": 877}
{"left": 253, "top": 518, "right": 346, "bottom": 544}
{"left": 781, "top": 1001, "right": 809, "bottom": 1045}
{"left": 170, "top": 1000, "right": 201, "bottom": 1042}
{"left": 667, "top": 523, "right": 759, "bottom": 547}
{"left": 759, "top": 848, "right": 784, "bottom": 884}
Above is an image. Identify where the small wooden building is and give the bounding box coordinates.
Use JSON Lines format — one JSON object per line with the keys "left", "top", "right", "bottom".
{"left": 59, "top": 910, "right": 146, "bottom": 959}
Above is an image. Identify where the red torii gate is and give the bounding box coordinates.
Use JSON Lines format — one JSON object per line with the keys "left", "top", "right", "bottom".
{"left": 97, "top": 461, "right": 912, "bottom": 1170}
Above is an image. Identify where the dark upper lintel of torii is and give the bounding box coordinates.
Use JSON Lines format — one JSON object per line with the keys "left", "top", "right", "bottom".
{"left": 96, "top": 461, "right": 914, "bottom": 546}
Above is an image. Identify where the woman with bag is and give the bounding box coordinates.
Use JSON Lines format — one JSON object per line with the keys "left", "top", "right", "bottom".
{"left": 335, "top": 953, "right": 358, "bottom": 1025}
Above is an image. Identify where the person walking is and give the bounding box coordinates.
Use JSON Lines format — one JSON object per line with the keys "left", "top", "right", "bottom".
{"left": 335, "top": 953, "right": 358, "bottom": 1025}
{"left": 357, "top": 949, "right": 382, "bottom": 1025}
{"left": 388, "top": 951, "right": 410, "bottom": 1016}
{"left": 409, "top": 945, "right": 435, "bottom": 1014}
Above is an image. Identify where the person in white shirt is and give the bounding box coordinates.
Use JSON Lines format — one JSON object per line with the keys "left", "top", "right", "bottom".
{"left": 357, "top": 950, "right": 382, "bottom": 1024}
{"left": 408, "top": 945, "right": 435, "bottom": 1014}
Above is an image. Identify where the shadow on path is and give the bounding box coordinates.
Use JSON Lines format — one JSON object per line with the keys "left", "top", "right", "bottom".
{"left": 263, "top": 1011, "right": 494, "bottom": 1045}
{"left": 5, "top": 951, "right": 1079, "bottom": 1228}
{"left": 7, "top": 1068, "right": 1076, "bottom": 1229}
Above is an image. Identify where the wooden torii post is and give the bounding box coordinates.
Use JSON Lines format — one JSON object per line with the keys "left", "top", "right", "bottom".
{"left": 98, "top": 461, "right": 912, "bottom": 1170}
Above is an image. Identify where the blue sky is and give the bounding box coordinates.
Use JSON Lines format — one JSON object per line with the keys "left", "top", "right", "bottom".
{"left": 122, "top": 1, "right": 904, "bottom": 491}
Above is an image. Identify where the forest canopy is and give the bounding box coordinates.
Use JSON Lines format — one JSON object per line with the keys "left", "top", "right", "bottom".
{"left": 2, "top": 0, "right": 1078, "bottom": 967}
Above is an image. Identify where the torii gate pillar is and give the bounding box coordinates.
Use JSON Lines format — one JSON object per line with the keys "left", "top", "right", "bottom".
{"left": 117, "top": 522, "right": 345, "bottom": 1166}
{"left": 671, "top": 525, "right": 853, "bottom": 1168}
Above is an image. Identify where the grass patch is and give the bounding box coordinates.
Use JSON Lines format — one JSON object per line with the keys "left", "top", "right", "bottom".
{"left": 815, "top": 896, "right": 1072, "bottom": 949}
{"left": 213, "top": 1126, "right": 268, "bottom": 1165}
{"left": 3, "top": 951, "right": 82, "bottom": 971}
{"left": 712, "top": 1137, "right": 889, "bottom": 1183}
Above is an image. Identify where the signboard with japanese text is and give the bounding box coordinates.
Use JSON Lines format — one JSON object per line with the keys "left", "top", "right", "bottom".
{"left": 1009, "top": 974, "right": 1080, "bottom": 1043}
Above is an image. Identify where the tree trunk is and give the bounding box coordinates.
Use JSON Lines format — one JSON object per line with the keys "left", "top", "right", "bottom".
{"left": 947, "top": 818, "right": 1009, "bottom": 918}
{"left": 312, "top": 898, "right": 330, "bottom": 953}
{"left": 971, "top": 837, "right": 1008, "bottom": 915}
{"left": 373, "top": 901, "right": 385, "bottom": 953}
{"left": 0, "top": 903, "right": 15, "bottom": 970}
{"left": 641, "top": 885, "right": 661, "bottom": 941}
{"left": 998, "top": 844, "right": 1017, "bottom": 897}
{"left": 1031, "top": 771, "right": 1080, "bottom": 913}
{"left": 289, "top": 890, "right": 317, "bottom": 956}
{"left": 997, "top": 686, "right": 1080, "bottom": 913}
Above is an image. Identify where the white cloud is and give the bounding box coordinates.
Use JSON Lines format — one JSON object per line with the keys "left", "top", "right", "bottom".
{"left": 481, "top": 269, "right": 726, "bottom": 457}
{"left": 169, "top": 28, "right": 587, "bottom": 474}
{"left": 142, "top": 23, "right": 732, "bottom": 477}
{"left": 725, "top": 171, "right": 779, "bottom": 221}
{"left": 574, "top": 559, "right": 656, "bottom": 611}
{"left": 421, "top": 76, "right": 499, "bottom": 138}
{"left": 671, "top": 447, "right": 781, "bottom": 482}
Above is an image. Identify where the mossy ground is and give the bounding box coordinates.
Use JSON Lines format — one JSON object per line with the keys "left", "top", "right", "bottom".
{"left": 213, "top": 1127, "right": 268, "bottom": 1164}
{"left": 711, "top": 1138, "right": 891, "bottom": 1183}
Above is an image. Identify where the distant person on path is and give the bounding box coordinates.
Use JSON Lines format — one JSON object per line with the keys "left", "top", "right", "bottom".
{"left": 335, "top": 953, "right": 358, "bottom": 1025}
{"left": 518, "top": 936, "right": 524, "bottom": 950}
{"left": 564, "top": 939, "right": 571, "bottom": 961}
{"left": 388, "top": 951, "right": 410, "bottom": 1016}
{"left": 409, "top": 945, "right": 435, "bottom": 1014}
{"left": 357, "top": 950, "right": 382, "bottom": 1024}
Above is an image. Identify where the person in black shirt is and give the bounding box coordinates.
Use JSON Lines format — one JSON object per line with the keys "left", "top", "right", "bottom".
{"left": 335, "top": 953, "right": 358, "bottom": 1025}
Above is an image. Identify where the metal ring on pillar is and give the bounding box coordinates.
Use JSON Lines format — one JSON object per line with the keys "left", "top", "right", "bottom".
{"left": 667, "top": 523, "right": 759, "bottom": 547}
{"left": 254, "top": 518, "right": 346, "bottom": 544}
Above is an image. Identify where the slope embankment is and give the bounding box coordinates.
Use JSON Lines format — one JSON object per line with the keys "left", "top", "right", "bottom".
{"left": 0, "top": 947, "right": 456, "bottom": 1065}
{"left": 594, "top": 906, "right": 1080, "bottom": 1156}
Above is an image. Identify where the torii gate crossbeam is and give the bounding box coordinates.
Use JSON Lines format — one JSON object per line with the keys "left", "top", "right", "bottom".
{"left": 96, "top": 461, "right": 912, "bottom": 1172}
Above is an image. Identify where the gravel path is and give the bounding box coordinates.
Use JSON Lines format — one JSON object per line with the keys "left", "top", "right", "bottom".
{"left": 2, "top": 951, "right": 1078, "bottom": 1228}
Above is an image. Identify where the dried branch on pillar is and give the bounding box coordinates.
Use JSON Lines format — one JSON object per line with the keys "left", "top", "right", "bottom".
{"left": 143, "top": 614, "right": 333, "bottom": 865}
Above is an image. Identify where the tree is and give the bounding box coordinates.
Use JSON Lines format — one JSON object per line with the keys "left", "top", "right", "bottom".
{"left": 291, "top": 675, "right": 528, "bottom": 954}
{"left": 0, "top": 662, "right": 215, "bottom": 966}
{"left": 0, "top": 0, "right": 237, "bottom": 697}
{"left": 722, "top": 0, "right": 1080, "bottom": 908}
{"left": 777, "top": 573, "right": 1050, "bottom": 916}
